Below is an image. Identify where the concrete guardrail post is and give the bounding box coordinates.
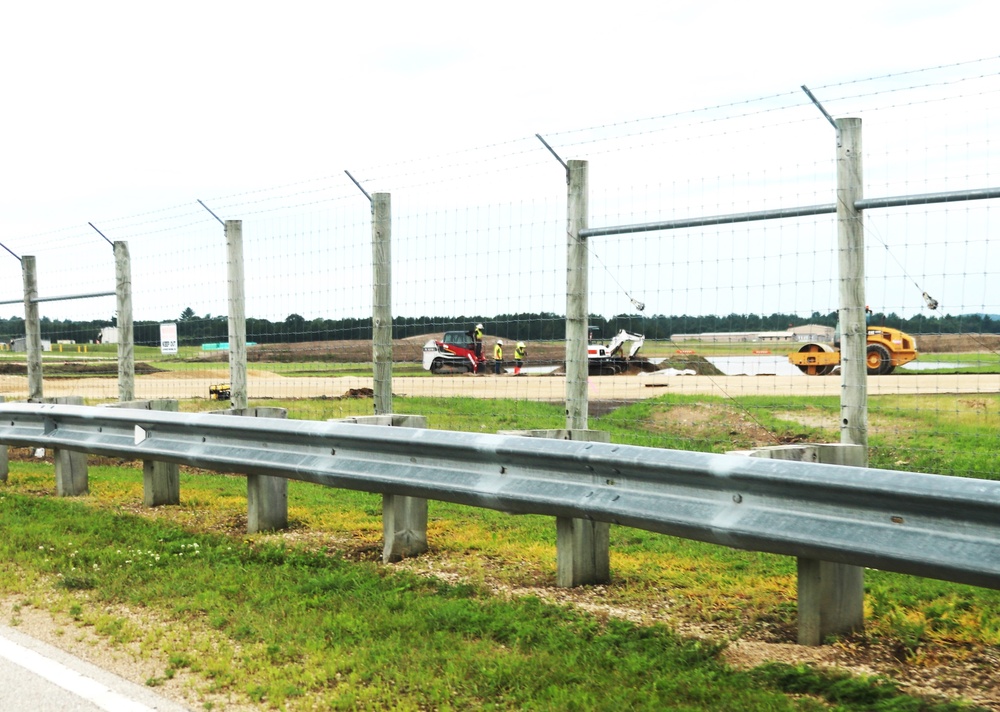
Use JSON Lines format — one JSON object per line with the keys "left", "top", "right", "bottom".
{"left": 729, "top": 443, "right": 866, "bottom": 645}
{"left": 44, "top": 396, "right": 88, "bottom": 496}
{"left": 212, "top": 406, "right": 288, "bottom": 532}
{"left": 331, "top": 414, "right": 429, "bottom": 563}
{"left": 110, "top": 400, "right": 180, "bottom": 506}
{"left": 501, "top": 428, "right": 612, "bottom": 587}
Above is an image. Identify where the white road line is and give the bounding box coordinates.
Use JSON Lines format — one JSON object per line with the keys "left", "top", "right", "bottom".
{"left": 0, "top": 634, "right": 156, "bottom": 712}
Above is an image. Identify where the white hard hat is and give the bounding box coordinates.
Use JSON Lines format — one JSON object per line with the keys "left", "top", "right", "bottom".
{"left": 476, "top": 323, "right": 483, "bottom": 329}
{"left": 497, "top": 340, "right": 503, "bottom": 345}
{"left": 517, "top": 341, "right": 525, "bottom": 348}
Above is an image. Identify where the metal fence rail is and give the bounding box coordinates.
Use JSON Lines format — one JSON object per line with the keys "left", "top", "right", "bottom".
{"left": 2, "top": 402, "right": 999, "bottom": 591}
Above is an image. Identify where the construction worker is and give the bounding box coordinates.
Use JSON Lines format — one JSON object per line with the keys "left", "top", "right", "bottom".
{"left": 472, "top": 323, "right": 484, "bottom": 359}
{"left": 493, "top": 340, "right": 504, "bottom": 375}
{"left": 514, "top": 341, "right": 526, "bottom": 375}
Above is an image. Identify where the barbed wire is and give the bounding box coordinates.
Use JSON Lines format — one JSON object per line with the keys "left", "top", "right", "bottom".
{"left": 8, "top": 55, "right": 999, "bottom": 255}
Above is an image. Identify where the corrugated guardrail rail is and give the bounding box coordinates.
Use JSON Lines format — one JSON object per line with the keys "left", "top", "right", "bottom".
{"left": 2, "top": 402, "right": 999, "bottom": 590}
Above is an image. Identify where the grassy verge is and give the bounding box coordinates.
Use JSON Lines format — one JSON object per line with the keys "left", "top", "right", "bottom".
{"left": 0, "top": 482, "right": 987, "bottom": 712}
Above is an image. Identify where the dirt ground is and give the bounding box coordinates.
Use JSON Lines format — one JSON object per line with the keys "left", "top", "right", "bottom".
{"left": 3, "top": 369, "right": 998, "bottom": 403}
{"left": 241, "top": 332, "right": 1000, "bottom": 361}
{"left": 4, "top": 332, "right": 999, "bottom": 402}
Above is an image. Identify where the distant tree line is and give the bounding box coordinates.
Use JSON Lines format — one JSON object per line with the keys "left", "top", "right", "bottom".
{"left": 1, "top": 310, "right": 996, "bottom": 347}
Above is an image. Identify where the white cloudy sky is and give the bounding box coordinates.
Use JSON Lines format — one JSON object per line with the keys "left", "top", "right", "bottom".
{"left": 1, "top": 1, "right": 997, "bottom": 323}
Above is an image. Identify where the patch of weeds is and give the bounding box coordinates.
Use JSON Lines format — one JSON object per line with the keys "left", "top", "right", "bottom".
{"left": 57, "top": 574, "right": 96, "bottom": 591}
{"left": 247, "top": 684, "right": 267, "bottom": 703}
{"left": 168, "top": 652, "right": 193, "bottom": 669}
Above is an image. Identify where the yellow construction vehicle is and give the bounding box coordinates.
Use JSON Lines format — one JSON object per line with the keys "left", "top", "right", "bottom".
{"left": 789, "top": 326, "right": 918, "bottom": 376}
{"left": 209, "top": 383, "right": 232, "bottom": 400}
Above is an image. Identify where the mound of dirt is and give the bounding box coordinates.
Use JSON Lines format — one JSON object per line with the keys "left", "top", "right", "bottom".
{"left": 0, "top": 362, "right": 165, "bottom": 376}
{"left": 916, "top": 333, "right": 1000, "bottom": 353}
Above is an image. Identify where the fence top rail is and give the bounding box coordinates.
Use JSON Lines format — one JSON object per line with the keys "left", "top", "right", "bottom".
{"left": 1, "top": 402, "right": 999, "bottom": 590}
{"left": 580, "top": 186, "right": 1000, "bottom": 238}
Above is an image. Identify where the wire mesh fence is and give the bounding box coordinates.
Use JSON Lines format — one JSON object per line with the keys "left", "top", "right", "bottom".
{"left": 2, "top": 57, "right": 998, "bottom": 479}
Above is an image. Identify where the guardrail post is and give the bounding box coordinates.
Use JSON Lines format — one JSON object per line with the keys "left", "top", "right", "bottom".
{"left": 501, "top": 428, "right": 611, "bottom": 587}
{"left": 213, "top": 406, "right": 288, "bottom": 532}
{"left": 110, "top": 400, "right": 180, "bottom": 506}
{"left": 45, "top": 396, "right": 88, "bottom": 496}
{"left": 0, "top": 396, "right": 7, "bottom": 482}
{"left": 332, "top": 414, "right": 429, "bottom": 563}
{"left": 730, "top": 443, "right": 865, "bottom": 645}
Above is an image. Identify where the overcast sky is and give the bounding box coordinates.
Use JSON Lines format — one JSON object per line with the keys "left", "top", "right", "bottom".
{"left": 1, "top": 1, "right": 998, "bottom": 324}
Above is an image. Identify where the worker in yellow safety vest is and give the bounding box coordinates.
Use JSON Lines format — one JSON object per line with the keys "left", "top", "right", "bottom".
{"left": 473, "top": 323, "right": 484, "bottom": 359}
{"left": 513, "top": 341, "right": 526, "bottom": 374}
{"left": 493, "top": 340, "right": 503, "bottom": 375}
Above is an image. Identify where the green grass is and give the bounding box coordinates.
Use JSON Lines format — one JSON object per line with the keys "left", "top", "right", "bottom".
{"left": 0, "top": 486, "right": 988, "bottom": 711}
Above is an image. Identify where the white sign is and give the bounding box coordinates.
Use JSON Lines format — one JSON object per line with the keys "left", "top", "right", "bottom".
{"left": 160, "top": 323, "right": 178, "bottom": 354}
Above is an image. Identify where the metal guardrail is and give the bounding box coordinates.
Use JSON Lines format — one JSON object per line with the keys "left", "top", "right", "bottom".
{"left": 1, "top": 402, "right": 999, "bottom": 590}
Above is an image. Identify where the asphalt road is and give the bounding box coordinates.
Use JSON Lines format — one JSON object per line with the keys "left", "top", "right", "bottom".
{"left": 0, "top": 624, "right": 190, "bottom": 712}
{"left": 2, "top": 372, "right": 998, "bottom": 402}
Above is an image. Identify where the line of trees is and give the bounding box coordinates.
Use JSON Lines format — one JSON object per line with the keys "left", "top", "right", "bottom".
{"left": 1, "top": 310, "right": 996, "bottom": 347}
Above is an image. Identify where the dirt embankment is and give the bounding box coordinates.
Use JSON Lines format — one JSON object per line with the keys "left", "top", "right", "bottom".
{"left": 0, "top": 362, "right": 164, "bottom": 377}
{"left": 914, "top": 333, "right": 1000, "bottom": 353}
{"left": 245, "top": 337, "right": 721, "bottom": 375}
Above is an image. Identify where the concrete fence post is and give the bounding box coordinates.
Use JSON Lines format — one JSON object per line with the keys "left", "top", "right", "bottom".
{"left": 728, "top": 443, "right": 866, "bottom": 645}
{"left": 500, "top": 428, "right": 611, "bottom": 587}
{"left": 22, "top": 256, "right": 43, "bottom": 401}
{"left": 226, "top": 220, "right": 248, "bottom": 411}
{"left": 566, "top": 160, "right": 589, "bottom": 431}
{"left": 212, "top": 406, "right": 288, "bottom": 532}
{"left": 110, "top": 399, "right": 180, "bottom": 506}
{"left": 114, "top": 241, "right": 135, "bottom": 402}
{"left": 372, "top": 192, "right": 393, "bottom": 416}
{"left": 837, "top": 117, "right": 868, "bottom": 450}
{"left": 331, "top": 414, "right": 429, "bottom": 563}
